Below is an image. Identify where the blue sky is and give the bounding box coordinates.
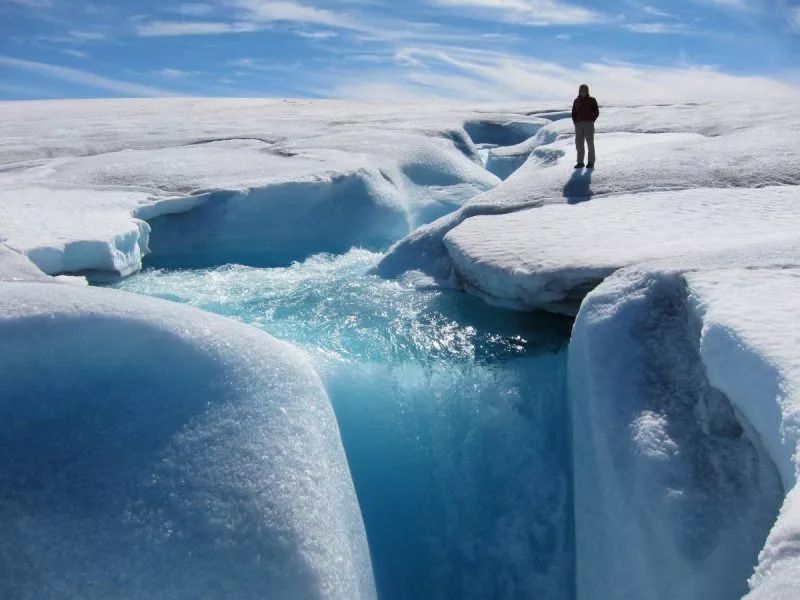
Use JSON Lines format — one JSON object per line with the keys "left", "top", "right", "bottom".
{"left": 1, "top": 0, "right": 798, "bottom": 101}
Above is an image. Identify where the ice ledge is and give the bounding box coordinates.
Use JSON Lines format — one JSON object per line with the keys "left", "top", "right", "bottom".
{"left": 443, "top": 186, "right": 800, "bottom": 315}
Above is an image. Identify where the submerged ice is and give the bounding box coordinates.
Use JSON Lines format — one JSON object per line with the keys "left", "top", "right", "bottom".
{"left": 114, "top": 249, "right": 574, "bottom": 600}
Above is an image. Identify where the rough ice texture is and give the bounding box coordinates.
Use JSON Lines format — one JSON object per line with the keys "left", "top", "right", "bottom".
{"left": 0, "top": 98, "right": 564, "bottom": 279}
{"left": 687, "top": 269, "right": 800, "bottom": 600}
{"left": 566, "top": 260, "right": 800, "bottom": 600}
{"left": 558, "top": 228, "right": 800, "bottom": 600}
{"left": 0, "top": 276, "right": 375, "bottom": 599}
{"left": 0, "top": 186, "right": 154, "bottom": 278}
{"left": 443, "top": 186, "right": 800, "bottom": 314}
{"left": 377, "top": 100, "right": 800, "bottom": 280}
{"left": 569, "top": 266, "right": 786, "bottom": 600}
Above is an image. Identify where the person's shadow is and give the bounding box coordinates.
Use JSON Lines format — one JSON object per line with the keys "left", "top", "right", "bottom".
{"left": 562, "top": 168, "right": 594, "bottom": 204}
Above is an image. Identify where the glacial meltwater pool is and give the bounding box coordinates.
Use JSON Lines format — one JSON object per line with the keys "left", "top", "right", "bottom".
{"left": 111, "top": 248, "right": 574, "bottom": 600}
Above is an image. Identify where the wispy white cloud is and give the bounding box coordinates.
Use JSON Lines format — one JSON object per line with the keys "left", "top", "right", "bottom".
{"left": 136, "top": 1, "right": 372, "bottom": 39}
{"left": 0, "top": 56, "right": 171, "bottom": 96}
{"left": 136, "top": 1, "right": 476, "bottom": 45}
{"left": 135, "top": 20, "right": 259, "bottom": 36}
{"left": 67, "top": 30, "right": 108, "bottom": 41}
{"left": 295, "top": 29, "right": 338, "bottom": 39}
{"left": 324, "top": 44, "right": 798, "bottom": 103}
{"left": 171, "top": 3, "right": 214, "bottom": 16}
{"left": 61, "top": 48, "right": 89, "bottom": 58}
{"left": 154, "top": 67, "right": 194, "bottom": 79}
{"left": 642, "top": 5, "right": 673, "bottom": 18}
{"left": 624, "top": 22, "right": 690, "bottom": 34}
{"left": 789, "top": 6, "right": 800, "bottom": 33}
{"left": 428, "top": 0, "right": 603, "bottom": 26}
{"left": 225, "top": 0, "right": 356, "bottom": 29}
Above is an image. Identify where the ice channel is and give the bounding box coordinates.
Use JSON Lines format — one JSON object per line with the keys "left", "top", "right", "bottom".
{"left": 102, "top": 119, "right": 574, "bottom": 599}
{"left": 112, "top": 248, "right": 574, "bottom": 600}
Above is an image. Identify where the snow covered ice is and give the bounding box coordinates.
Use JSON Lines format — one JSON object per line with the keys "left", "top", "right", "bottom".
{"left": 2, "top": 96, "right": 800, "bottom": 599}
{"left": 0, "top": 98, "right": 538, "bottom": 279}
{"left": 377, "top": 100, "right": 800, "bottom": 282}
{"left": 443, "top": 186, "right": 800, "bottom": 314}
{"left": 0, "top": 277, "right": 374, "bottom": 599}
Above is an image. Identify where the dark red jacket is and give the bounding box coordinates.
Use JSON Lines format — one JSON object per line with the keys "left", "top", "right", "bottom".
{"left": 572, "top": 96, "right": 599, "bottom": 123}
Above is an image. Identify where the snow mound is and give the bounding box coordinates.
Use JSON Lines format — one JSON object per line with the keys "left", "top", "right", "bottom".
{"left": 378, "top": 100, "right": 800, "bottom": 281}
{"left": 443, "top": 186, "right": 800, "bottom": 314}
{"left": 0, "top": 279, "right": 375, "bottom": 599}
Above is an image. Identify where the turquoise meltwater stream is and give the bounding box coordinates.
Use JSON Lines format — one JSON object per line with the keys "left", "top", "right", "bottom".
{"left": 112, "top": 248, "right": 574, "bottom": 600}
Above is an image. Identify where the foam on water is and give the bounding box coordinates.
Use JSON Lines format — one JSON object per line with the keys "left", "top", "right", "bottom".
{"left": 113, "top": 248, "right": 573, "bottom": 600}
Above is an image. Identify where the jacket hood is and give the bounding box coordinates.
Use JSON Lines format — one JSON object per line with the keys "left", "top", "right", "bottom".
{"left": 578, "top": 84, "right": 590, "bottom": 97}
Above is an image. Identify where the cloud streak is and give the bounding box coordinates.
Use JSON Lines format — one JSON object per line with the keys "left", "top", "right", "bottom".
{"left": 624, "top": 22, "right": 691, "bottom": 34}
{"left": 428, "top": 0, "right": 603, "bottom": 26}
{"left": 790, "top": 6, "right": 800, "bottom": 33}
{"left": 135, "top": 20, "right": 259, "bottom": 36}
{"left": 225, "top": 0, "right": 358, "bottom": 30}
{"left": 325, "top": 44, "right": 798, "bottom": 103}
{"left": 0, "top": 56, "right": 171, "bottom": 97}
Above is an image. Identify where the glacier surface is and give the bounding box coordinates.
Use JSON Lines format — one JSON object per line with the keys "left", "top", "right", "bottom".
{"left": 377, "top": 100, "right": 800, "bottom": 282}
{"left": 0, "top": 98, "right": 554, "bottom": 279}
{"left": 2, "top": 96, "right": 800, "bottom": 599}
{"left": 0, "top": 98, "right": 559, "bottom": 598}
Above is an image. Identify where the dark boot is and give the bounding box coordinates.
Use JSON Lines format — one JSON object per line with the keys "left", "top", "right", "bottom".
{"left": 574, "top": 162, "right": 585, "bottom": 169}
{"left": 586, "top": 162, "right": 594, "bottom": 169}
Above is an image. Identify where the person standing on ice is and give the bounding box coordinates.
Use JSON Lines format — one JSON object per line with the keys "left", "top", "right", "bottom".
{"left": 572, "top": 84, "right": 599, "bottom": 169}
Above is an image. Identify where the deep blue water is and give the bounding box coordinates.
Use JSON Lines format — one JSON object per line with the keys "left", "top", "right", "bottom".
{"left": 113, "top": 248, "right": 573, "bottom": 600}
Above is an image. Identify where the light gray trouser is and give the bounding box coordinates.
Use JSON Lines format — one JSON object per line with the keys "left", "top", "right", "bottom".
{"left": 575, "top": 121, "right": 595, "bottom": 164}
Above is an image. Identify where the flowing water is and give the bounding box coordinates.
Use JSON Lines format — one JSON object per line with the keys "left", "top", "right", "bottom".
{"left": 112, "top": 247, "right": 574, "bottom": 600}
